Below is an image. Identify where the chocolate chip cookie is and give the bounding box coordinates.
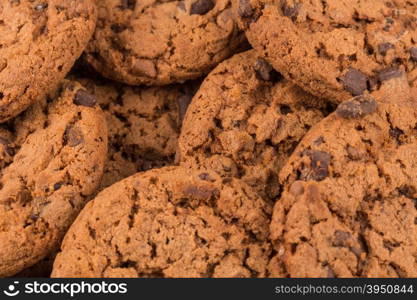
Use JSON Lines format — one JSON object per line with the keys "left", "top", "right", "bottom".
{"left": 269, "top": 73, "right": 417, "bottom": 277}
{"left": 75, "top": 76, "right": 198, "bottom": 191}
{"left": 235, "top": 0, "right": 417, "bottom": 103}
{"left": 0, "top": 0, "right": 97, "bottom": 122}
{"left": 51, "top": 166, "right": 271, "bottom": 278}
{"left": 0, "top": 80, "right": 107, "bottom": 277}
{"left": 178, "top": 50, "right": 330, "bottom": 201}
{"left": 84, "top": 0, "right": 245, "bottom": 85}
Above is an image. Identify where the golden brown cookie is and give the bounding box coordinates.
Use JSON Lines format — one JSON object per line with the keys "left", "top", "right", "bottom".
{"left": 269, "top": 72, "right": 417, "bottom": 277}
{"left": 52, "top": 166, "right": 272, "bottom": 278}
{"left": 178, "top": 50, "right": 330, "bottom": 201}
{"left": 84, "top": 0, "right": 245, "bottom": 85}
{"left": 0, "top": 0, "right": 97, "bottom": 122}
{"left": 235, "top": 0, "right": 417, "bottom": 103}
{"left": 0, "top": 80, "right": 107, "bottom": 277}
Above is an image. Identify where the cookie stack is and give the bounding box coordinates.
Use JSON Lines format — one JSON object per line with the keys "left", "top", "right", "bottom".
{"left": 1, "top": 0, "right": 416, "bottom": 278}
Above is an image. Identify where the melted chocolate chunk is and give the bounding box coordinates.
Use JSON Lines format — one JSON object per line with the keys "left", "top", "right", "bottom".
{"left": 281, "top": 0, "right": 300, "bottom": 21}
{"left": 377, "top": 67, "right": 403, "bottom": 82}
{"left": 63, "top": 125, "right": 84, "bottom": 147}
{"left": 74, "top": 90, "right": 97, "bottom": 107}
{"left": 190, "top": 0, "right": 215, "bottom": 15}
{"left": 336, "top": 95, "right": 377, "bottom": 119}
{"left": 340, "top": 68, "right": 368, "bottom": 96}
{"left": 378, "top": 43, "right": 394, "bottom": 55}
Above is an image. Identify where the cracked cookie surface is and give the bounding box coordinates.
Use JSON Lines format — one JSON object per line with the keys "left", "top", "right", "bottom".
{"left": 178, "top": 50, "right": 330, "bottom": 201}
{"left": 235, "top": 0, "right": 417, "bottom": 103}
{"left": 0, "top": 80, "right": 107, "bottom": 277}
{"left": 85, "top": 0, "right": 245, "bottom": 85}
{"left": 52, "top": 166, "right": 272, "bottom": 278}
{"left": 0, "top": 0, "right": 97, "bottom": 122}
{"left": 269, "top": 73, "right": 417, "bottom": 277}
{"left": 75, "top": 76, "right": 198, "bottom": 191}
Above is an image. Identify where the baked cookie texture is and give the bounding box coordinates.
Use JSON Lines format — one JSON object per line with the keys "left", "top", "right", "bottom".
{"left": 0, "top": 0, "right": 97, "bottom": 123}
{"left": 85, "top": 0, "right": 245, "bottom": 85}
{"left": 51, "top": 166, "right": 272, "bottom": 278}
{"left": 0, "top": 80, "right": 107, "bottom": 277}
{"left": 178, "top": 50, "right": 330, "bottom": 201}
{"left": 235, "top": 0, "right": 417, "bottom": 103}
{"left": 75, "top": 76, "right": 199, "bottom": 191}
{"left": 269, "top": 72, "right": 417, "bottom": 277}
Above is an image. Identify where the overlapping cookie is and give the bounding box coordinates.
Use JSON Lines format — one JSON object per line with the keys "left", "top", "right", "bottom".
{"left": 84, "top": 0, "right": 245, "bottom": 85}
{"left": 75, "top": 76, "right": 198, "bottom": 190}
{"left": 0, "top": 0, "right": 97, "bottom": 122}
{"left": 269, "top": 71, "right": 417, "bottom": 277}
{"left": 178, "top": 50, "right": 330, "bottom": 201}
{"left": 235, "top": 0, "right": 417, "bottom": 103}
{"left": 0, "top": 80, "right": 107, "bottom": 277}
{"left": 52, "top": 166, "right": 271, "bottom": 278}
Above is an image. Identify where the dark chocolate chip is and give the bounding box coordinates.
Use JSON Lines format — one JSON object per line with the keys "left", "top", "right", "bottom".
{"left": 34, "top": 3, "right": 48, "bottom": 11}
{"left": 333, "top": 230, "right": 351, "bottom": 247}
{"left": 340, "top": 68, "right": 368, "bottom": 96}
{"left": 74, "top": 89, "right": 96, "bottom": 107}
{"left": 254, "top": 58, "right": 282, "bottom": 82}
{"left": 398, "top": 185, "right": 416, "bottom": 198}
{"left": 63, "top": 126, "right": 84, "bottom": 147}
{"left": 53, "top": 183, "right": 62, "bottom": 191}
{"left": 279, "top": 104, "right": 293, "bottom": 115}
{"left": 378, "top": 43, "right": 394, "bottom": 55}
{"left": 238, "top": 0, "right": 253, "bottom": 18}
{"left": 301, "top": 150, "right": 331, "bottom": 181}
{"left": 410, "top": 47, "right": 417, "bottom": 61}
{"left": 336, "top": 95, "right": 377, "bottom": 119}
{"left": 198, "top": 173, "right": 216, "bottom": 182}
{"left": 281, "top": 0, "right": 300, "bottom": 21}
{"left": 377, "top": 67, "right": 403, "bottom": 82}
{"left": 111, "top": 24, "right": 127, "bottom": 33}
{"left": 389, "top": 127, "right": 404, "bottom": 145}
{"left": 119, "top": 0, "right": 136, "bottom": 10}
{"left": 190, "top": 0, "right": 215, "bottom": 15}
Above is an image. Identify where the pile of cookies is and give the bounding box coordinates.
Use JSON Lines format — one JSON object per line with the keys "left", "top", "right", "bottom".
{"left": 1, "top": 0, "right": 416, "bottom": 278}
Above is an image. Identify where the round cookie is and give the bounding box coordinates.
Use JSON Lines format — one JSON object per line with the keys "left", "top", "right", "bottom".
{"left": 178, "top": 50, "right": 330, "bottom": 201}
{"left": 84, "top": 0, "right": 245, "bottom": 85}
{"left": 0, "top": 80, "right": 107, "bottom": 277}
{"left": 269, "top": 72, "right": 417, "bottom": 277}
{"left": 0, "top": 0, "right": 97, "bottom": 122}
{"left": 235, "top": 0, "right": 417, "bottom": 103}
{"left": 75, "top": 76, "right": 199, "bottom": 191}
{"left": 52, "top": 166, "right": 272, "bottom": 278}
